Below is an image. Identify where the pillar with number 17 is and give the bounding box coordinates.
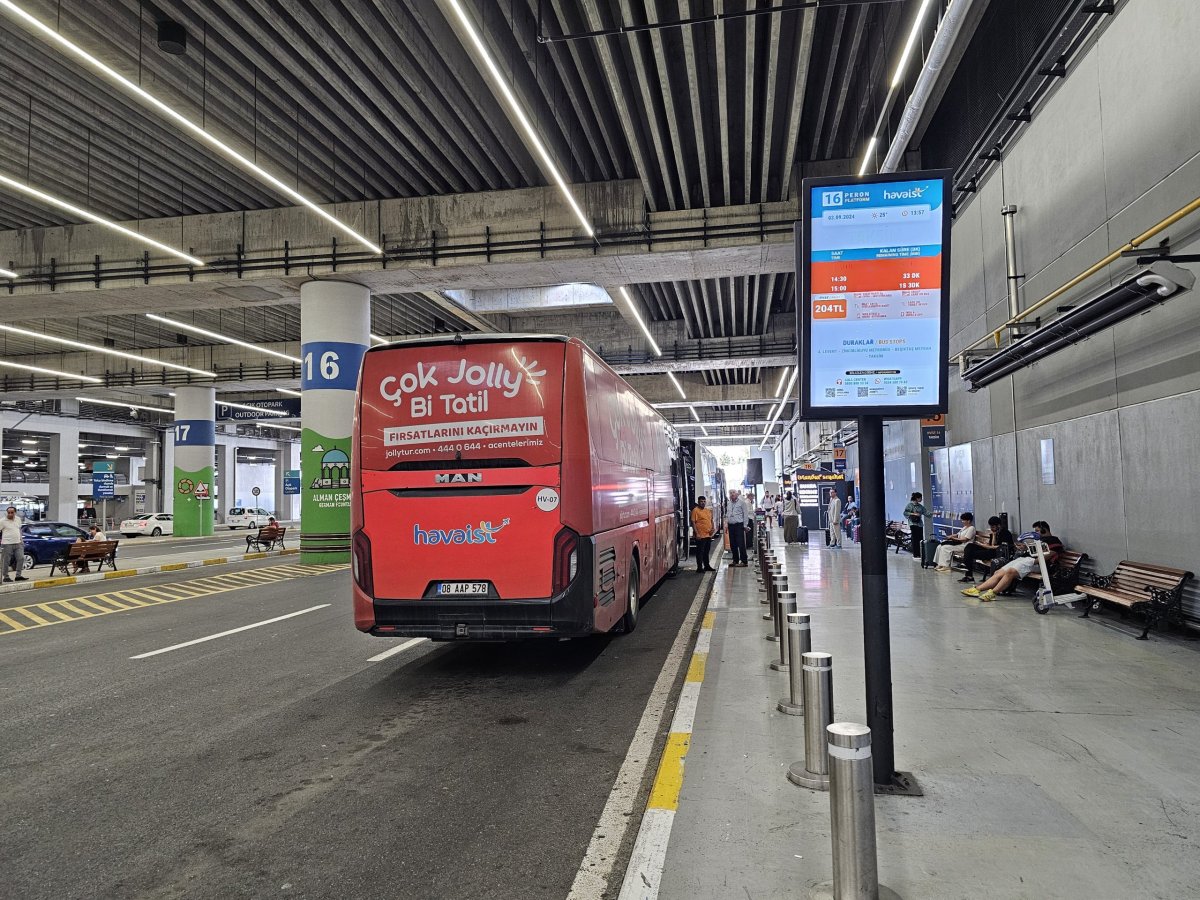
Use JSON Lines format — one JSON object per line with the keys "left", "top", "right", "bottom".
{"left": 300, "top": 281, "right": 370, "bottom": 563}
{"left": 173, "top": 386, "right": 216, "bottom": 537}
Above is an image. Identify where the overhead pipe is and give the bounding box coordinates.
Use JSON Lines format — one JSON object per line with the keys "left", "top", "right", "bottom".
{"left": 880, "top": 0, "right": 977, "bottom": 174}
{"left": 1002, "top": 205, "right": 1022, "bottom": 319}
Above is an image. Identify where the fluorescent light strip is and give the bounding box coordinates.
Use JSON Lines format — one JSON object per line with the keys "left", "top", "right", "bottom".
{"left": 891, "top": 0, "right": 937, "bottom": 88}
{"left": 146, "top": 314, "right": 301, "bottom": 363}
{"left": 617, "top": 287, "right": 663, "bottom": 357}
{"left": 447, "top": 0, "right": 595, "bottom": 238}
{"left": 219, "top": 400, "right": 286, "bottom": 416}
{"left": 668, "top": 372, "right": 687, "bottom": 400}
{"left": 370, "top": 334, "right": 388, "bottom": 346}
{"left": 0, "top": 0, "right": 380, "bottom": 255}
{"left": 76, "top": 396, "right": 170, "bottom": 413}
{"left": 0, "top": 172, "right": 204, "bottom": 266}
{"left": 700, "top": 425, "right": 710, "bottom": 437}
{"left": 857, "top": 136, "right": 878, "bottom": 177}
{"left": 0, "top": 359, "right": 102, "bottom": 382}
{"left": 0, "top": 323, "right": 215, "bottom": 376}
{"left": 253, "top": 421, "right": 301, "bottom": 432}
{"left": 775, "top": 366, "right": 792, "bottom": 398}
{"left": 0, "top": 266, "right": 17, "bottom": 278}
{"left": 689, "top": 405, "right": 701, "bottom": 422}
{"left": 276, "top": 388, "right": 302, "bottom": 397}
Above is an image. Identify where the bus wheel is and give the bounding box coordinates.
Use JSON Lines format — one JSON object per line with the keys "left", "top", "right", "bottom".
{"left": 619, "top": 562, "right": 640, "bottom": 633}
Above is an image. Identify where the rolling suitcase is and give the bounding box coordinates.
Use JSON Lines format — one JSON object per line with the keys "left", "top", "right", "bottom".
{"left": 824, "top": 528, "right": 831, "bottom": 546}
{"left": 922, "top": 538, "right": 939, "bottom": 568}
{"left": 797, "top": 526, "right": 810, "bottom": 544}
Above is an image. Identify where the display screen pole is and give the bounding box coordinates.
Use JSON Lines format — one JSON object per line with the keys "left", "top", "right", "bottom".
{"left": 857, "top": 414, "right": 894, "bottom": 785}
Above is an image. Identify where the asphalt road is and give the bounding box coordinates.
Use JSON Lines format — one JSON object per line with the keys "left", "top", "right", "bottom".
{"left": 2, "top": 556, "right": 705, "bottom": 899}
{"left": 107, "top": 528, "right": 293, "bottom": 563}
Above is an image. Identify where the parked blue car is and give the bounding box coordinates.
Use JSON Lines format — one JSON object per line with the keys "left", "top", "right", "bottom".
{"left": 19, "top": 522, "right": 104, "bottom": 571}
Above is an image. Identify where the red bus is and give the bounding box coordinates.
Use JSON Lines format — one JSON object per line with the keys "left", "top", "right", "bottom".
{"left": 351, "top": 334, "right": 681, "bottom": 640}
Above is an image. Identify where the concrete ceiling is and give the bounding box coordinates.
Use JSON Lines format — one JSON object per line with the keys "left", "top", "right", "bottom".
{"left": 0, "top": 0, "right": 987, "bottom": 440}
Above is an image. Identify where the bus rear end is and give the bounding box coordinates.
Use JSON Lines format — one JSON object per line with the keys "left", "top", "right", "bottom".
{"left": 351, "top": 336, "right": 592, "bottom": 640}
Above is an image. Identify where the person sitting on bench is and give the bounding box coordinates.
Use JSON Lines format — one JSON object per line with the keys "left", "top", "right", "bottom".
{"left": 962, "top": 521, "right": 1062, "bottom": 602}
{"left": 933, "top": 513, "right": 976, "bottom": 572}
{"left": 958, "top": 516, "right": 1015, "bottom": 583}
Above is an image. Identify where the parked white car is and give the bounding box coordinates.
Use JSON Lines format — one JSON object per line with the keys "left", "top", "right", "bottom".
{"left": 119, "top": 513, "right": 174, "bottom": 537}
{"left": 226, "top": 507, "right": 274, "bottom": 529}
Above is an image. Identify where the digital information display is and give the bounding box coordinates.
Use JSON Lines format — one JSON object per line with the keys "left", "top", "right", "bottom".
{"left": 798, "top": 170, "right": 952, "bottom": 418}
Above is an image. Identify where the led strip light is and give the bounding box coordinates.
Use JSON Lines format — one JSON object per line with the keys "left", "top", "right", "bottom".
{"left": 447, "top": 0, "right": 594, "bottom": 238}
{"left": 0, "top": 266, "right": 18, "bottom": 278}
{"left": 0, "top": 323, "right": 215, "bottom": 376}
{"left": 0, "top": 172, "right": 204, "bottom": 266}
{"left": 76, "top": 396, "right": 171, "bottom": 413}
{"left": 0, "top": 0, "right": 381, "bottom": 254}
{"left": 146, "top": 314, "right": 301, "bottom": 363}
{"left": 618, "top": 287, "right": 663, "bottom": 356}
{"left": 0, "top": 359, "right": 101, "bottom": 382}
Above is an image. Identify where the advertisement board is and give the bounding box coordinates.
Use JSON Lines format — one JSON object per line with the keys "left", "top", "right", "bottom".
{"left": 797, "top": 170, "right": 952, "bottom": 418}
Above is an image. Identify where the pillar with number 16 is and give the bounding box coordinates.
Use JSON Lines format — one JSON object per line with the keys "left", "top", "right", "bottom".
{"left": 300, "top": 281, "right": 370, "bottom": 563}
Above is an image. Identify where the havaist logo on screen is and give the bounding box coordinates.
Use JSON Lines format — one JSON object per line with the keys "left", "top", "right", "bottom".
{"left": 413, "top": 518, "right": 511, "bottom": 546}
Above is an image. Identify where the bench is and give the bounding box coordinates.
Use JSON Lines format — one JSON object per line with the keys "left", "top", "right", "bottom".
{"left": 246, "top": 525, "right": 286, "bottom": 552}
{"left": 1077, "top": 561, "right": 1194, "bottom": 640}
{"left": 951, "top": 533, "right": 1015, "bottom": 576}
{"left": 50, "top": 540, "right": 119, "bottom": 576}
{"left": 995, "top": 548, "right": 1089, "bottom": 595}
{"left": 885, "top": 521, "right": 911, "bottom": 554}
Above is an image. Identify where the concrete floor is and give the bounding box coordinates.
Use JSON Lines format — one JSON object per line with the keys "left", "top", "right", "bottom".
{"left": 659, "top": 531, "right": 1200, "bottom": 900}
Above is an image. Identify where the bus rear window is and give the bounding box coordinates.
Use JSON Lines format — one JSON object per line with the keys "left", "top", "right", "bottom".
{"left": 358, "top": 341, "right": 565, "bottom": 470}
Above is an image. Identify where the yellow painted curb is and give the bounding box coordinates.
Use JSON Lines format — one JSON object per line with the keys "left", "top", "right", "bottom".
{"left": 33, "top": 577, "right": 76, "bottom": 588}
{"left": 647, "top": 733, "right": 691, "bottom": 811}
{"left": 202, "top": 557, "right": 228, "bottom": 565}
{"left": 685, "top": 651, "right": 707, "bottom": 682}
{"left": 160, "top": 563, "right": 188, "bottom": 572}
{"left": 104, "top": 569, "right": 138, "bottom": 579}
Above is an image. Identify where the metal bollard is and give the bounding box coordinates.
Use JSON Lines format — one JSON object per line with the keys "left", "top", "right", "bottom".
{"left": 770, "top": 591, "right": 798, "bottom": 670}
{"left": 811, "top": 724, "right": 902, "bottom": 900}
{"left": 777, "top": 612, "right": 811, "bottom": 713}
{"left": 765, "top": 574, "right": 788, "bottom": 634}
{"left": 763, "top": 562, "right": 783, "bottom": 611}
{"left": 759, "top": 553, "right": 776, "bottom": 594}
{"left": 787, "top": 652, "right": 833, "bottom": 791}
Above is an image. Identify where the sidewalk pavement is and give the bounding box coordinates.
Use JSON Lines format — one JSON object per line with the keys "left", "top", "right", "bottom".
{"left": 626, "top": 527, "right": 1200, "bottom": 899}
{"left": 1, "top": 545, "right": 300, "bottom": 596}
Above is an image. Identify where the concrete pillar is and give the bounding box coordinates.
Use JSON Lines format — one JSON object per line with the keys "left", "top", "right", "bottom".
{"left": 160, "top": 436, "right": 175, "bottom": 513}
{"left": 47, "top": 424, "right": 80, "bottom": 523}
{"left": 173, "top": 386, "right": 216, "bottom": 536}
{"left": 300, "top": 281, "right": 370, "bottom": 563}
{"left": 216, "top": 438, "right": 236, "bottom": 522}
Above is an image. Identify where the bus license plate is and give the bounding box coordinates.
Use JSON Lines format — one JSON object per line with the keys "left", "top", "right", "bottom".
{"left": 438, "top": 582, "right": 488, "bottom": 596}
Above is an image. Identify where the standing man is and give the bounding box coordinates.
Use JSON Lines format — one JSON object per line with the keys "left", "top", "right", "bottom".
{"left": 904, "top": 492, "right": 931, "bottom": 559}
{"left": 2, "top": 505, "right": 29, "bottom": 583}
{"left": 726, "top": 489, "right": 749, "bottom": 567}
{"left": 690, "top": 497, "right": 716, "bottom": 573}
{"left": 827, "top": 490, "right": 843, "bottom": 548}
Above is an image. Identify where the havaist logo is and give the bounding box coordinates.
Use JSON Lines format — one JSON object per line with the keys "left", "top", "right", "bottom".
{"left": 413, "top": 518, "right": 511, "bottom": 546}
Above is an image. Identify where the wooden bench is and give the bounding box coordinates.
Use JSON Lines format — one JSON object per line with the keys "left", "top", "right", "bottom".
{"left": 246, "top": 525, "right": 286, "bottom": 552}
{"left": 1077, "top": 561, "right": 1194, "bottom": 640}
{"left": 995, "top": 548, "right": 1089, "bottom": 594}
{"left": 951, "top": 533, "right": 1015, "bottom": 576}
{"left": 50, "top": 540, "right": 119, "bottom": 576}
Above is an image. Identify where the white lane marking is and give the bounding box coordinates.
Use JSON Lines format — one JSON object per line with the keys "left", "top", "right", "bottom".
{"left": 619, "top": 808, "right": 675, "bottom": 900}
{"left": 566, "top": 572, "right": 714, "bottom": 900}
{"left": 693, "top": 627, "right": 712, "bottom": 655}
{"left": 129, "top": 604, "right": 330, "bottom": 659}
{"left": 668, "top": 681, "right": 702, "bottom": 734}
{"left": 366, "top": 637, "right": 428, "bottom": 663}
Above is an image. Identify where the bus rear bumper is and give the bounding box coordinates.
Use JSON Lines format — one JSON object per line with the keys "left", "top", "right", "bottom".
{"left": 359, "top": 543, "right": 596, "bottom": 640}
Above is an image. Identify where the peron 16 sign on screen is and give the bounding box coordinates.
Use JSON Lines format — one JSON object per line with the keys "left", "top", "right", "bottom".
{"left": 808, "top": 177, "right": 945, "bottom": 409}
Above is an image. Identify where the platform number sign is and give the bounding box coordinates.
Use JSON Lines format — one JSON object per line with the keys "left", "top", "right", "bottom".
{"left": 301, "top": 341, "right": 367, "bottom": 392}
{"left": 172, "top": 419, "right": 215, "bottom": 447}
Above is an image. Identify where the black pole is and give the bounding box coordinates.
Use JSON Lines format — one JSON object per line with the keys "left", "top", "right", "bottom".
{"left": 857, "top": 414, "right": 895, "bottom": 786}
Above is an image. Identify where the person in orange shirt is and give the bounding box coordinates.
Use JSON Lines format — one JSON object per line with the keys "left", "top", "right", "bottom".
{"left": 690, "top": 496, "right": 716, "bottom": 573}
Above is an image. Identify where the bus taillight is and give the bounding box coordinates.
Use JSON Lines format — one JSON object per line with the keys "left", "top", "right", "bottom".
{"left": 352, "top": 528, "right": 374, "bottom": 595}
{"left": 552, "top": 527, "right": 579, "bottom": 595}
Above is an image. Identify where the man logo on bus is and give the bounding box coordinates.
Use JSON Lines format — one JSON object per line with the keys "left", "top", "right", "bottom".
{"left": 413, "top": 517, "right": 511, "bottom": 545}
